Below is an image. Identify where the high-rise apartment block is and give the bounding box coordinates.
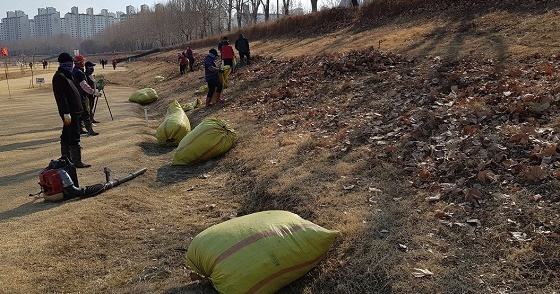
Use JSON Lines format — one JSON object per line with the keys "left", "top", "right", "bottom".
{"left": 0, "top": 5, "right": 142, "bottom": 41}
{"left": 1, "top": 10, "right": 30, "bottom": 41}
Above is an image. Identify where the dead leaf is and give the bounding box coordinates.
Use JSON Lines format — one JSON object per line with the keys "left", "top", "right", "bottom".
{"left": 434, "top": 211, "right": 451, "bottom": 219}
{"left": 511, "top": 232, "right": 531, "bottom": 242}
{"left": 523, "top": 166, "right": 546, "bottom": 181}
{"left": 190, "top": 272, "right": 205, "bottom": 281}
{"left": 343, "top": 185, "right": 355, "bottom": 190}
{"left": 477, "top": 170, "right": 498, "bottom": 183}
{"left": 412, "top": 268, "right": 434, "bottom": 278}
{"left": 464, "top": 187, "right": 482, "bottom": 206}
{"left": 425, "top": 194, "right": 441, "bottom": 202}
{"left": 543, "top": 144, "right": 558, "bottom": 156}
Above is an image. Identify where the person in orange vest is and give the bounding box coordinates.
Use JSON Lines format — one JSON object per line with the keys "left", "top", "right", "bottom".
{"left": 220, "top": 41, "right": 235, "bottom": 68}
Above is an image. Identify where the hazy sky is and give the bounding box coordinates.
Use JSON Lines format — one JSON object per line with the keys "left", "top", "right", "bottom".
{"left": 2, "top": 0, "right": 152, "bottom": 17}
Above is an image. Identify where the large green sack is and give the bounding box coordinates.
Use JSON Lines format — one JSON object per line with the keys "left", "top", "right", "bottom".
{"left": 129, "top": 88, "right": 158, "bottom": 104}
{"left": 186, "top": 210, "right": 338, "bottom": 294}
{"left": 172, "top": 118, "right": 236, "bottom": 165}
{"left": 156, "top": 100, "right": 191, "bottom": 147}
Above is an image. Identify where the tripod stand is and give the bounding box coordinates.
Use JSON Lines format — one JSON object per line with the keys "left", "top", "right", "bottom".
{"left": 92, "top": 76, "right": 114, "bottom": 121}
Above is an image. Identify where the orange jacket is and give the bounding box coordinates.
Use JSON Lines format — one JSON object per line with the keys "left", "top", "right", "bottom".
{"left": 221, "top": 45, "right": 234, "bottom": 59}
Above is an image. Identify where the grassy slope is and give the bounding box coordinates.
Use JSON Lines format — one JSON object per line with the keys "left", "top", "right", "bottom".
{"left": 101, "top": 2, "right": 560, "bottom": 293}
{"left": 3, "top": 1, "right": 560, "bottom": 293}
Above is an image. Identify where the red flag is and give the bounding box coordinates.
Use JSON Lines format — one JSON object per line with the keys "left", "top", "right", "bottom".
{"left": 0, "top": 47, "right": 7, "bottom": 57}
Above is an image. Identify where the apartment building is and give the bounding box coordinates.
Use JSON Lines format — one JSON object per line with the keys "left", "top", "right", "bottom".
{"left": 0, "top": 5, "right": 136, "bottom": 41}
{"left": 34, "top": 7, "right": 61, "bottom": 37}
{"left": 1, "top": 10, "right": 30, "bottom": 41}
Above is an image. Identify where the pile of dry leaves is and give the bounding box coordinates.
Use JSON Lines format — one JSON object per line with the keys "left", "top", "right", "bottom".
{"left": 233, "top": 48, "right": 560, "bottom": 237}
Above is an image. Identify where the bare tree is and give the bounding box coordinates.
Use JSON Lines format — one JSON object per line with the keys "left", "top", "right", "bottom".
{"left": 249, "top": 0, "right": 261, "bottom": 23}
{"left": 282, "top": 0, "right": 290, "bottom": 15}
{"left": 311, "top": 0, "right": 319, "bottom": 12}
{"left": 227, "top": 0, "right": 234, "bottom": 31}
{"left": 263, "top": 0, "right": 271, "bottom": 21}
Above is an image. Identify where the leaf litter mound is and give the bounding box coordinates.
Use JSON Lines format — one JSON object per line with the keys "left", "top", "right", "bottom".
{"left": 113, "top": 36, "right": 560, "bottom": 291}
{"left": 219, "top": 47, "right": 560, "bottom": 291}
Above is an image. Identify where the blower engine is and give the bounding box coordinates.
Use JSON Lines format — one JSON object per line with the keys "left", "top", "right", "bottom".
{"left": 31, "top": 156, "right": 146, "bottom": 202}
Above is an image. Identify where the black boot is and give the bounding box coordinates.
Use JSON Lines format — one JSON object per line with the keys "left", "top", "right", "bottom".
{"left": 85, "top": 120, "right": 99, "bottom": 136}
{"left": 69, "top": 145, "right": 91, "bottom": 168}
{"left": 61, "top": 142, "right": 71, "bottom": 159}
{"left": 80, "top": 121, "right": 88, "bottom": 134}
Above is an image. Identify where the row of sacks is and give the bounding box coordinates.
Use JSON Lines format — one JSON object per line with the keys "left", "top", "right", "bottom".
{"left": 155, "top": 100, "right": 236, "bottom": 165}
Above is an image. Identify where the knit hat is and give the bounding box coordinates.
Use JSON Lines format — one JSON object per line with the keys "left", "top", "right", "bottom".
{"left": 209, "top": 48, "right": 218, "bottom": 56}
{"left": 85, "top": 61, "right": 96, "bottom": 67}
{"left": 58, "top": 52, "right": 73, "bottom": 63}
{"left": 73, "top": 55, "right": 85, "bottom": 63}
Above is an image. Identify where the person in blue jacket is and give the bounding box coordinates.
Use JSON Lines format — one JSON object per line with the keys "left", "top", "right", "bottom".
{"left": 204, "top": 48, "right": 224, "bottom": 107}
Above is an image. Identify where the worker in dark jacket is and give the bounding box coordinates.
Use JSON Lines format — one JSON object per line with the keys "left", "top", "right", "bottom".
{"left": 72, "top": 55, "right": 100, "bottom": 136}
{"left": 185, "top": 46, "right": 195, "bottom": 72}
{"left": 52, "top": 52, "right": 90, "bottom": 168}
{"left": 204, "top": 48, "right": 224, "bottom": 107}
{"left": 235, "top": 33, "right": 250, "bottom": 65}
{"left": 84, "top": 61, "right": 100, "bottom": 124}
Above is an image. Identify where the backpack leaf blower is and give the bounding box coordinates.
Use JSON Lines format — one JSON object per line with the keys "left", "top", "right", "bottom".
{"left": 30, "top": 156, "right": 147, "bottom": 202}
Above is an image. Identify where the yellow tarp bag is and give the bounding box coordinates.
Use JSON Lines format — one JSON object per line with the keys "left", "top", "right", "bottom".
{"left": 129, "top": 88, "right": 158, "bottom": 104}
{"left": 186, "top": 210, "right": 338, "bottom": 294}
{"left": 181, "top": 98, "right": 202, "bottom": 111}
{"left": 156, "top": 100, "right": 191, "bottom": 147}
{"left": 196, "top": 85, "right": 208, "bottom": 94}
{"left": 219, "top": 65, "right": 231, "bottom": 89}
{"left": 172, "top": 118, "right": 236, "bottom": 165}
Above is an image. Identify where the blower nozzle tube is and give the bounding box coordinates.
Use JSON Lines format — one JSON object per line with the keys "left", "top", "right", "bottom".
{"left": 105, "top": 168, "right": 147, "bottom": 190}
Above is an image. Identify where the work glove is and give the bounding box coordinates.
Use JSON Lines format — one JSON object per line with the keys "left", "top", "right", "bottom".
{"left": 63, "top": 113, "right": 71, "bottom": 125}
{"left": 94, "top": 89, "right": 101, "bottom": 97}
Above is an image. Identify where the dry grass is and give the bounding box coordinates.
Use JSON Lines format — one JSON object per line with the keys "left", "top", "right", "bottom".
{"left": 2, "top": 1, "right": 560, "bottom": 293}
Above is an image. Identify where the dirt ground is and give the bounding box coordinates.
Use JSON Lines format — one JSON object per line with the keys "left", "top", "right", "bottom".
{"left": 0, "top": 65, "right": 184, "bottom": 293}
{"left": 0, "top": 65, "right": 143, "bottom": 211}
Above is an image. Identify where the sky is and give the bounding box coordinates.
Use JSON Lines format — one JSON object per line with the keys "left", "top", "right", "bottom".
{"left": 2, "top": 0, "right": 152, "bottom": 17}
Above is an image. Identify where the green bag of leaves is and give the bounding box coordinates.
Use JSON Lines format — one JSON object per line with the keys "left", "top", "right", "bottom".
{"left": 129, "top": 88, "right": 158, "bottom": 104}
{"left": 172, "top": 118, "right": 236, "bottom": 165}
{"left": 196, "top": 84, "right": 208, "bottom": 94}
{"left": 182, "top": 98, "right": 202, "bottom": 111}
{"left": 156, "top": 100, "right": 191, "bottom": 147}
{"left": 186, "top": 210, "right": 338, "bottom": 294}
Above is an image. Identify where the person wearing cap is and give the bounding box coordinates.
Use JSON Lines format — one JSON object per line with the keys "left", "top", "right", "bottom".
{"left": 84, "top": 61, "right": 100, "bottom": 124}
{"left": 235, "top": 33, "right": 250, "bottom": 65}
{"left": 218, "top": 36, "right": 228, "bottom": 52}
{"left": 52, "top": 52, "right": 91, "bottom": 168}
{"left": 72, "top": 55, "right": 100, "bottom": 137}
{"left": 204, "top": 48, "right": 224, "bottom": 107}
